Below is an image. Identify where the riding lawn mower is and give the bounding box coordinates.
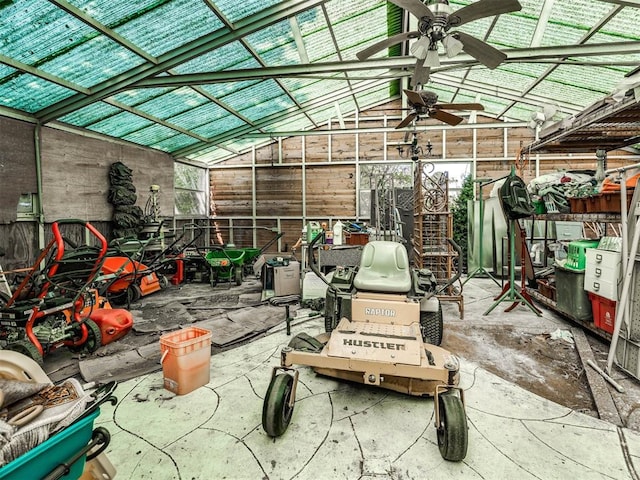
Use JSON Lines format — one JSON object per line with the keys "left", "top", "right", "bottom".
{"left": 262, "top": 233, "right": 468, "bottom": 462}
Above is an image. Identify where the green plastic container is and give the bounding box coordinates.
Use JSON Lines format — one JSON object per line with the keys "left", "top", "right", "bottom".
{"left": 565, "top": 239, "right": 599, "bottom": 271}
{"left": 555, "top": 265, "right": 593, "bottom": 322}
{"left": 0, "top": 409, "right": 99, "bottom": 480}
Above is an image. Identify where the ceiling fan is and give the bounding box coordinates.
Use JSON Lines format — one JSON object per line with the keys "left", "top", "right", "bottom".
{"left": 396, "top": 88, "right": 484, "bottom": 128}
{"left": 357, "top": 0, "right": 523, "bottom": 86}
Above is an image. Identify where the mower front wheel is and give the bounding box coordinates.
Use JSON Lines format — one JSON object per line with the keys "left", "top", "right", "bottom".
{"left": 437, "top": 392, "right": 468, "bottom": 462}
{"left": 69, "top": 319, "right": 103, "bottom": 354}
{"left": 262, "top": 373, "right": 295, "bottom": 437}
{"left": 6, "top": 340, "right": 43, "bottom": 366}
{"left": 420, "top": 304, "right": 443, "bottom": 346}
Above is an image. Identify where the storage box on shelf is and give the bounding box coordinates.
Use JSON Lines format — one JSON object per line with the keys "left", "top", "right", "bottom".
{"left": 588, "top": 292, "right": 616, "bottom": 334}
{"left": 568, "top": 197, "right": 587, "bottom": 213}
{"left": 565, "top": 240, "right": 600, "bottom": 271}
{"left": 536, "top": 278, "right": 556, "bottom": 301}
{"left": 554, "top": 264, "right": 593, "bottom": 322}
{"left": 584, "top": 248, "right": 621, "bottom": 301}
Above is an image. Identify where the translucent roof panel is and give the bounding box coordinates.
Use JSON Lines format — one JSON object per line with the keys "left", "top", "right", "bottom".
{"left": 38, "top": 36, "right": 147, "bottom": 89}
{"left": 59, "top": 102, "right": 122, "bottom": 127}
{"left": 1, "top": 0, "right": 640, "bottom": 164}
{"left": 111, "top": 0, "right": 224, "bottom": 57}
{"left": 210, "top": 0, "right": 282, "bottom": 24}
{"left": 173, "top": 42, "right": 259, "bottom": 74}
{"left": 0, "top": 74, "right": 75, "bottom": 112}
{"left": 87, "top": 111, "right": 154, "bottom": 138}
{"left": 134, "top": 87, "right": 209, "bottom": 120}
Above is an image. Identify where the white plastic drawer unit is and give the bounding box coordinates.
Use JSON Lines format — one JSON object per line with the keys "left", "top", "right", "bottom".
{"left": 584, "top": 248, "right": 621, "bottom": 301}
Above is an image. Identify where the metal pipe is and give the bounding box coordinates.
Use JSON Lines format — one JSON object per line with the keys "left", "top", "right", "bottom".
{"left": 34, "top": 123, "right": 45, "bottom": 250}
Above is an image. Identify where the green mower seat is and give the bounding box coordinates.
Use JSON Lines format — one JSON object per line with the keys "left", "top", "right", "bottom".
{"left": 353, "top": 241, "right": 412, "bottom": 293}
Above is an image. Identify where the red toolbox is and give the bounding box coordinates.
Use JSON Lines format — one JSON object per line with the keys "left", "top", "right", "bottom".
{"left": 588, "top": 292, "right": 616, "bottom": 334}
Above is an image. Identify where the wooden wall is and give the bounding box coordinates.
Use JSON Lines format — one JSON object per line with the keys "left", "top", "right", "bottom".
{"left": 209, "top": 98, "right": 640, "bottom": 251}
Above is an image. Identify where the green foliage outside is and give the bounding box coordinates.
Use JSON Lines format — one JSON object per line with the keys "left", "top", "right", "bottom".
{"left": 451, "top": 174, "right": 474, "bottom": 273}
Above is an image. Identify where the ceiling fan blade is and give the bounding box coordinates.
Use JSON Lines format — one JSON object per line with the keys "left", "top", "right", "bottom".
{"left": 388, "top": 0, "right": 434, "bottom": 20}
{"left": 404, "top": 89, "right": 426, "bottom": 107}
{"left": 435, "top": 103, "right": 485, "bottom": 111}
{"left": 396, "top": 112, "right": 418, "bottom": 129}
{"left": 356, "top": 31, "right": 420, "bottom": 60}
{"left": 430, "top": 109, "right": 464, "bottom": 126}
{"left": 411, "top": 58, "right": 431, "bottom": 87}
{"left": 454, "top": 31, "right": 507, "bottom": 69}
{"left": 450, "top": 0, "right": 522, "bottom": 28}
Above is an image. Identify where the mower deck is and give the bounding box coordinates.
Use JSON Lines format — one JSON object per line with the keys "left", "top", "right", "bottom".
{"left": 282, "top": 318, "right": 458, "bottom": 396}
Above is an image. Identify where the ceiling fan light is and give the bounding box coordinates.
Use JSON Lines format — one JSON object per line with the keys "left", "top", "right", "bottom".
{"left": 424, "top": 48, "right": 441, "bottom": 67}
{"left": 410, "top": 37, "right": 431, "bottom": 60}
{"left": 443, "top": 35, "right": 464, "bottom": 58}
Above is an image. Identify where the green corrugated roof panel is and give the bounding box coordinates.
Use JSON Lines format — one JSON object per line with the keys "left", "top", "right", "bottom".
{"left": 173, "top": 41, "right": 258, "bottom": 74}
{"left": 0, "top": 64, "right": 16, "bottom": 80}
{"left": 59, "top": 102, "right": 122, "bottom": 126}
{"left": 540, "top": 0, "right": 610, "bottom": 47}
{"left": 210, "top": 0, "right": 281, "bottom": 24}
{"left": 266, "top": 112, "right": 310, "bottom": 132}
{"left": 88, "top": 111, "right": 154, "bottom": 137}
{"left": 281, "top": 76, "right": 348, "bottom": 104}
{"left": 167, "top": 102, "right": 233, "bottom": 130}
{"left": 135, "top": 87, "right": 209, "bottom": 120}
{"left": 111, "top": 0, "right": 224, "bottom": 57}
{"left": 110, "top": 87, "right": 174, "bottom": 107}
{"left": 0, "top": 73, "right": 75, "bottom": 112}
{"left": 466, "top": 67, "right": 540, "bottom": 92}
{"left": 487, "top": 14, "right": 537, "bottom": 49}
{"left": 529, "top": 81, "right": 604, "bottom": 108}
{"left": 241, "top": 93, "right": 297, "bottom": 122}
{"left": 38, "top": 36, "right": 147, "bottom": 88}
{"left": 0, "top": 0, "right": 96, "bottom": 66}
{"left": 191, "top": 113, "right": 247, "bottom": 138}
{"left": 245, "top": 20, "right": 300, "bottom": 66}
{"left": 221, "top": 79, "right": 289, "bottom": 112}
{"left": 355, "top": 84, "right": 399, "bottom": 111}
{"left": 199, "top": 78, "right": 262, "bottom": 101}
{"left": 544, "top": 65, "right": 621, "bottom": 96}
{"left": 122, "top": 122, "right": 179, "bottom": 145}
{"left": 151, "top": 133, "right": 199, "bottom": 152}
{"left": 592, "top": 6, "right": 640, "bottom": 41}
{"left": 328, "top": 1, "right": 393, "bottom": 59}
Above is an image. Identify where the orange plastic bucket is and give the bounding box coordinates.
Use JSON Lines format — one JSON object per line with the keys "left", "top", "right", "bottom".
{"left": 160, "top": 327, "right": 212, "bottom": 395}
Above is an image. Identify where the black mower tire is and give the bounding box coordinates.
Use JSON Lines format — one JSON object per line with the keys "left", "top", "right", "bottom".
{"left": 234, "top": 267, "right": 243, "bottom": 286}
{"left": 262, "top": 373, "right": 295, "bottom": 437}
{"left": 158, "top": 274, "right": 169, "bottom": 289}
{"left": 127, "top": 284, "right": 142, "bottom": 303}
{"left": 6, "top": 340, "right": 44, "bottom": 366}
{"left": 69, "top": 319, "right": 103, "bottom": 354}
{"left": 420, "top": 304, "right": 443, "bottom": 346}
{"left": 437, "top": 392, "right": 468, "bottom": 462}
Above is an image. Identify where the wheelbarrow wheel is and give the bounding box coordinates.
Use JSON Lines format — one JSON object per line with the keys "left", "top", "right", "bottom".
{"left": 262, "top": 373, "right": 295, "bottom": 437}
{"left": 6, "top": 340, "right": 43, "bottom": 366}
{"left": 420, "top": 304, "right": 443, "bottom": 346}
{"left": 234, "top": 267, "right": 243, "bottom": 286}
{"left": 210, "top": 268, "right": 218, "bottom": 288}
{"left": 69, "top": 319, "right": 102, "bottom": 354}
{"left": 437, "top": 392, "right": 468, "bottom": 462}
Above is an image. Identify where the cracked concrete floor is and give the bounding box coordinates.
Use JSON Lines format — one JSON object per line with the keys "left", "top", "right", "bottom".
{"left": 95, "top": 278, "right": 640, "bottom": 480}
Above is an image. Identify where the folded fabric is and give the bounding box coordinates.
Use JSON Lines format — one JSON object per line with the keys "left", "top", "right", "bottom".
{"left": 0, "top": 378, "right": 90, "bottom": 466}
{"left": 0, "top": 379, "right": 50, "bottom": 409}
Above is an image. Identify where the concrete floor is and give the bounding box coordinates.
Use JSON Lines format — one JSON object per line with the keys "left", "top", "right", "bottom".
{"left": 92, "top": 277, "right": 640, "bottom": 480}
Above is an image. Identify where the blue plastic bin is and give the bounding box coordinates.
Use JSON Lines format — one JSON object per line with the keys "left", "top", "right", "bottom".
{"left": 0, "top": 409, "right": 99, "bottom": 480}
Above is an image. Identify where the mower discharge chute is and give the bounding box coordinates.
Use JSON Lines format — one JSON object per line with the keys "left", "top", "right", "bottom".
{"left": 262, "top": 233, "right": 468, "bottom": 462}
{"left": 0, "top": 220, "right": 132, "bottom": 365}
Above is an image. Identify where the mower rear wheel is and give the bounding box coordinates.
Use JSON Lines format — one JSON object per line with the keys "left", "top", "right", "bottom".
{"left": 69, "top": 319, "right": 102, "bottom": 354}
{"left": 437, "top": 392, "right": 468, "bottom": 462}
{"left": 262, "top": 373, "right": 295, "bottom": 437}
{"left": 158, "top": 274, "right": 169, "bottom": 289}
{"left": 127, "top": 284, "right": 142, "bottom": 303}
{"left": 6, "top": 340, "right": 43, "bottom": 366}
{"left": 420, "top": 305, "right": 443, "bottom": 346}
{"left": 234, "top": 267, "right": 243, "bottom": 286}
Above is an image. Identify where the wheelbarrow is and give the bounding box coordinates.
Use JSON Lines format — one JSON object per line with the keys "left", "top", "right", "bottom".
{"left": 204, "top": 247, "right": 246, "bottom": 287}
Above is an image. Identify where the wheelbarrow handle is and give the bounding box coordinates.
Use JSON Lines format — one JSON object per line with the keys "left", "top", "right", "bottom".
{"left": 42, "top": 427, "right": 111, "bottom": 480}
